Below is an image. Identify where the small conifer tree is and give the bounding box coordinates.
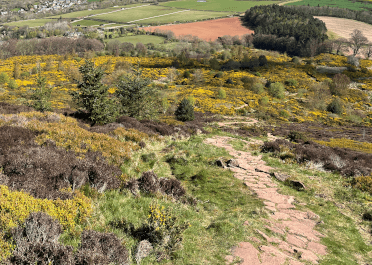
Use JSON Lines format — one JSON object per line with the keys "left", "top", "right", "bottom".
{"left": 31, "top": 75, "right": 53, "bottom": 112}
{"left": 70, "top": 60, "right": 119, "bottom": 125}
{"left": 175, "top": 98, "right": 194, "bottom": 121}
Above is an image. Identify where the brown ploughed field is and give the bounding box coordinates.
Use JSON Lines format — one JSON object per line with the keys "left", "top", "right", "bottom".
{"left": 142, "top": 17, "right": 254, "bottom": 41}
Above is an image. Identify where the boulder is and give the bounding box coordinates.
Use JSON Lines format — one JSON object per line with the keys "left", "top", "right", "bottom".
{"left": 347, "top": 55, "right": 360, "bottom": 67}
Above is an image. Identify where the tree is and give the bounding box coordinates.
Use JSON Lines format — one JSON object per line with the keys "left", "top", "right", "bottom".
{"left": 349, "top": 29, "right": 368, "bottom": 56}
{"left": 115, "top": 65, "right": 160, "bottom": 119}
{"left": 31, "top": 75, "right": 53, "bottom": 112}
{"left": 364, "top": 42, "right": 372, "bottom": 59}
{"left": 332, "top": 38, "right": 348, "bottom": 55}
{"left": 70, "top": 60, "right": 119, "bottom": 125}
{"left": 175, "top": 98, "right": 194, "bottom": 122}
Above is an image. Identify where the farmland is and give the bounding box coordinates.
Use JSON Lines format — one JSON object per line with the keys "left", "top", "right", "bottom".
{"left": 284, "top": 0, "right": 372, "bottom": 11}
{"left": 160, "top": 0, "right": 281, "bottom": 12}
{"left": 103, "top": 35, "right": 166, "bottom": 44}
{"left": 137, "top": 10, "right": 232, "bottom": 25}
{"left": 143, "top": 17, "right": 254, "bottom": 41}
{"left": 5, "top": 18, "right": 55, "bottom": 27}
{"left": 92, "top": 5, "right": 179, "bottom": 23}
{"left": 315, "top": 16, "right": 372, "bottom": 42}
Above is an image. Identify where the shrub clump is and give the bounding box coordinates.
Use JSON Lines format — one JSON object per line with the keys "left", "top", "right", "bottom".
{"left": 327, "top": 97, "right": 344, "bottom": 115}
{"left": 76, "top": 230, "right": 129, "bottom": 265}
{"left": 268, "top": 82, "right": 285, "bottom": 99}
{"left": 329, "top": 73, "right": 350, "bottom": 97}
{"left": 9, "top": 212, "right": 74, "bottom": 265}
{"left": 351, "top": 175, "right": 372, "bottom": 195}
{"left": 175, "top": 98, "right": 195, "bottom": 122}
{"left": 123, "top": 171, "right": 186, "bottom": 200}
{"left": 287, "top": 131, "right": 308, "bottom": 143}
{"left": 217, "top": 88, "right": 226, "bottom": 99}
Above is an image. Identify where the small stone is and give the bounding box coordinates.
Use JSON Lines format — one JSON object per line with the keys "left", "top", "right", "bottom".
{"left": 226, "top": 159, "right": 239, "bottom": 168}
{"left": 271, "top": 172, "right": 291, "bottom": 182}
{"left": 215, "top": 159, "right": 226, "bottom": 168}
{"left": 135, "top": 240, "right": 153, "bottom": 264}
{"left": 289, "top": 180, "right": 306, "bottom": 191}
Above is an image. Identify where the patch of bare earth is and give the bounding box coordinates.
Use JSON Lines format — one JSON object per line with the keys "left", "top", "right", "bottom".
{"left": 142, "top": 17, "right": 254, "bottom": 41}
{"left": 315, "top": 16, "right": 372, "bottom": 58}
{"left": 204, "top": 119, "right": 327, "bottom": 264}
{"left": 314, "top": 16, "right": 372, "bottom": 42}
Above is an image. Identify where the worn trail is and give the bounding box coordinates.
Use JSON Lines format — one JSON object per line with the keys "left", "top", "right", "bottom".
{"left": 204, "top": 134, "right": 327, "bottom": 265}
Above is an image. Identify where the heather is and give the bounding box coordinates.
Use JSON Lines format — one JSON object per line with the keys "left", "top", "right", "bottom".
{"left": 0, "top": 35, "right": 371, "bottom": 265}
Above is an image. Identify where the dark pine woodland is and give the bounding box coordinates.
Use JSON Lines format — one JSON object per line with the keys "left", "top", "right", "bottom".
{"left": 241, "top": 4, "right": 329, "bottom": 57}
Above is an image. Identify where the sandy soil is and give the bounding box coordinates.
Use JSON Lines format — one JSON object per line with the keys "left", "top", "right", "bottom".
{"left": 142, "top": 17, "right": 254, "bottom": 41}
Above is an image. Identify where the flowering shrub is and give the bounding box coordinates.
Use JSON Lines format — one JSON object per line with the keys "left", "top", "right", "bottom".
{"left": 0, "top": 185, "right": 92, "bottom": 232}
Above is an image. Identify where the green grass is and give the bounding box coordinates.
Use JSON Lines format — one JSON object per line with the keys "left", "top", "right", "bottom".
{"left": 284, "top": 0, "right": 372, "bottom": 11}
{"left": 48, "top": 4, "right": 144, "bottom": 19}
{"left": 139, "top": 10, "right": 232, "bottom": 25}
{"left": 61, "top": 134, "right": 267, "bottom": 264}
{"left": 105, "top": 35, "right": 166, "bottom": 44}
{"left": 259, "top": 152, "right": 372, "bottom": 265}
{"left": 71, "top": 19, "right": 102, "bottom": 26}
{"left": 160, "top": 0, "right": 281, "bottom": 12}
{"left": 4, "top": 18, "right": 55, "bottom": 27}
{"left": 93, "top": 5, "right": 178, "bottom": 23}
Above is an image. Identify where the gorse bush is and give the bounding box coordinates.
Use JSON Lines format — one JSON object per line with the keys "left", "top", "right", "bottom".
{"left": 7, "top": 79, "right": 18, "bottom": 90}
{"left": 218, "top": 88, "right": 226, "bottom": 99}
{"left": 175, "top": 98, "right": 195, "bottom": 122}
{"left": 0, "top": 185, "right": 92, "bottom": 231}
{"left": 251, "top": 83, "right": 265, "bottom": 94}
{"left": 268, "top": 82, "right": 285, "bottom": 99}
{"left": 0, "top": 72, "right": 10, "bottom": 84}
{"left": 285, "top": 79, "right": 298, "bottom": 87}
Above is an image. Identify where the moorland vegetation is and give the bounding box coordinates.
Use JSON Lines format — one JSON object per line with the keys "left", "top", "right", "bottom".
{"left": 0, "top": 3, "right": 372, "bottom": 265}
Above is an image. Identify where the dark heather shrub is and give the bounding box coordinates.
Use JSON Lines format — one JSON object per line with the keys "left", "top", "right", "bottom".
{"left": 138, "top": 171, "right": 160, "bottom": 194}
{"left": 327, "top": 97, "right": 344, "bottom": 114}
{"left": 0, "top": 102, "right": 34, "bottom": 114}
{"left": 287, "top": 131, "right": 308, "bottom": 143}
{"left": 258, "top": 55, "right": 268, "bottom": 66}
{"left": 330, "top": 73, "right": 350, "bottom": 96}
{"left": 0, "top": 126, "right": 39, "bottom": 152}
{"left": 74, "top": 249, "right": 109, "bottom": 265}
{"left": 1, "top": 140, "right": 121, "bottom": 199}
{"left": 260, "top": 139, "right": 291, "bottom": 153}
{"left": 159, "top": 178, "right": 186, "bottom": 199}
{"left": 175, "top": 98, "right": 195, "bottom": 122}
{"left": 10, "top": 212, "right": 74, "bottom": 265}
{"left": 78, "top": 230, "right": 129, "bottom": 265}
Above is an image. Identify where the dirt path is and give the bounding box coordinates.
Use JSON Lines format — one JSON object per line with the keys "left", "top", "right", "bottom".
{"left": 204, "top": 122, "right": 328, "bottom": 264}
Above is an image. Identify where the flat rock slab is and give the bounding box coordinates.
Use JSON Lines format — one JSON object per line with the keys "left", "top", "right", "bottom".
{"left": 205, "top": 136, "right": 327, "bottom": 265}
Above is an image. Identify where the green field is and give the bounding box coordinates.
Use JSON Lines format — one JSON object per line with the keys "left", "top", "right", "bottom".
{"left": 139, "top": 10, "right": 232, "bottom": 25}
{"left": 160, "top": 0, "right": 281, "bottom": 12}
{"left": 104, "top": 35, "right": 166, "bottom": 44}
{"left": 48, "top": 4, "right": 145, "bottom": 19}
{"left": 71, "top": 19, "right": 102, "bottom": 26}
{"left": 284, "top": 0, "right": 372, "bottom": 11}
{"left": 93, "top": 5, "right": 178, "bottom": 23}
{"left": 5, "top": 18, "right": 55, "bottom": 27}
